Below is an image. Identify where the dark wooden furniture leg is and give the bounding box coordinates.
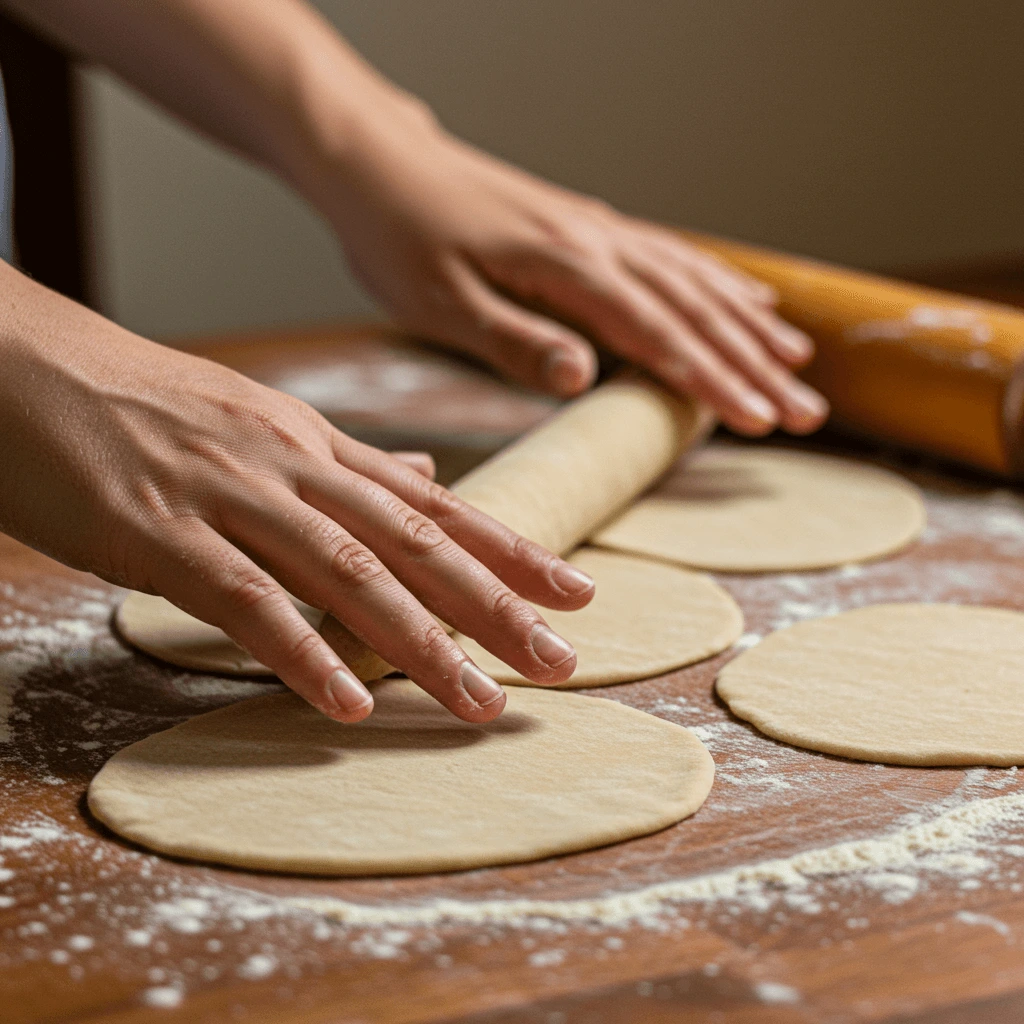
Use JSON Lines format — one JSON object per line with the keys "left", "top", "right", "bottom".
{"left": 0, "top": 11, "right": 89, "bottom": 305}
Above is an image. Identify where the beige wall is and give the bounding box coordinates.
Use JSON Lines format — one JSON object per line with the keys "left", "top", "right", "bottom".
{"left": 81, "top": 0, "right": 1024, "bottom": 341}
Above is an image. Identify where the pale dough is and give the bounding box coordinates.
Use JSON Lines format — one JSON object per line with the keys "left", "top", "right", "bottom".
{"left": 115, "top": 592, "right": 322, "bottom": 676}
{"left": 455, "top": 547, "right": 743, "bottom": 688}
{"left": 592, "top": 445, "right": 926, "bottom": 572}
{"left": 88, "top": 679, "right": 715, "bottom": 875}
{"left": 452, "top": 375, "right": 709, "bottom": 555}
{"left": 116, "top": 593, "right": 393, "bottom": 682}
{"left": 717, "top": 603, "right": 1024, "bottom": 766}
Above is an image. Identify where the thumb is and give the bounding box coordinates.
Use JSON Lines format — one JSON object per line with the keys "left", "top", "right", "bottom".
{"left": 433, "top": 263, "right": 598, "bottom": 398}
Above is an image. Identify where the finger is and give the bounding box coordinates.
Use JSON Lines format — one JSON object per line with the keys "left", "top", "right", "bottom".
{"left": 221, "top": 489, "right": 510, "bottom": 722}
{"left": 626, "top": 252, "right": 828, "bottom": 434}
{"left": 688, "top": 250, "right": 779, "bottom": 308}
{"left": 148, "top": 522, "right": 374, "bottom": 723}
{"left": 640, "top": 225, "right": 779, "bottom": 306}
{"left": 639, "top": 227, "right": 814, "bottom": 366}
{"left": 225, "top": 485, "right": 581, "bottom": 719}
{"left": 522, "top": 257, "right": 781, "bottom": 436}
{"left": 685, "top": 261, "right": 815, "bottom": 368}
{"left": 286, "top": 471, "right": 581, "bottom": 683}
{"left": 390, "top": 450, "right": 436, "bottom": 480}
{"left": 438, "top": 260, "right": 599, "bottom": 398}
{"left": 331, "top": 433, "right": 596, "bottom": 610}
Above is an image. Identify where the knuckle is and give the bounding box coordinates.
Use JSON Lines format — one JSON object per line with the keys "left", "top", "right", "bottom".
{"left": 327, "top": 536, "right": 385, "bottom": 589}
{"left": 684, "top": 303, "right": 720, "bottom": 336}
{"left": 392, "top": 505, "right": 448, "bottom": 558}
{"left": 420, "top": 622, "right": 454, "bottom": 661}
{"left": 506, "top": 530, "right": 538, "bottom": 567}
{"left": 422, "top": 481, "right": 464, "bottom": 526}
{"left": 225, "top": 573, "right": 279, "bottom": 615}
{"left": 282, "top": 627, "right": 323, "bottom": 665}
{"left": 485, "top": 584, "right": 521, "bottom": 623}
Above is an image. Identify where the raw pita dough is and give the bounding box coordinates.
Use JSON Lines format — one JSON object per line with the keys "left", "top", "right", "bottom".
{"left": 452, "top": 375, "right": 706, "bottom": 555}
{"left": 455, "top": 548, "right": 743, "bottom": 687}
{"left": 717, "top": 603, "right": 1024, "bottom": 766}
{"left": 592, "top": 446, "right": 926, "bottom": 572}
{"left": 88, "top": 679, "right": 714, "bottom": 875}
{"left": 115, "top": 592, "right": 323, "bottom": 676}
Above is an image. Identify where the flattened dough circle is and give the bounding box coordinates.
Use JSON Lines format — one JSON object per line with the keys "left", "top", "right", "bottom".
{"left": 89, "top": 679, "right": 715, "bottom": 875}
{"left": 717, "top": 603, "right": 1024, "bottom": 766}
{"left": 592, "top": 446, "right": 925, "bottom": 572}
{"left": 455, "top": 548, "right": 743, "bottom": 688}
{"left": 115, "top": 592, "right": 324, "bottom": 675}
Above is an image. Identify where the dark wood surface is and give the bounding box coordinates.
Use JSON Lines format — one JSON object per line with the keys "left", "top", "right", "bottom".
{"left": 5, "top": 328, "right": 1024, "bottom": 1024}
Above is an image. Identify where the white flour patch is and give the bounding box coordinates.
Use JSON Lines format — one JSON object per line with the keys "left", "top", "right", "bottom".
{"left": 956, "top": 911, "right": 1012, "bottom": 940}
{"left": 168, "top": 676, "right": 281, "bottom": 701}
{"left": 845, "top": 305, "right": 994, "bottom": 363}
{"left": 141, "top": 985, "right": 183, "bottom": 1008}
{"left": 286, "top": 793, "right": 1024, "bottom": 930}
{"left": 754, "top": 981, "right": 801, "bottom": 1004}
{"left": 0, "top": 591, "right": 124, "bottom": 745}
{"left": 861, "top": 872, "right": 920, "bottom": 904}
{"left": 527, "top": 948, "right": 566, "bottom": 968}
{"left": 237, "top": 953, "right": 277, "bottom": 980}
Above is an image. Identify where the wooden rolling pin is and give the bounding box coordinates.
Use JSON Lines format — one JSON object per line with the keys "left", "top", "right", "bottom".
{"left": 687, "top": 232, "right": 1024, "bottom": 476}
{"left": 321, "top": 376, "right": 712, "bottom": 679}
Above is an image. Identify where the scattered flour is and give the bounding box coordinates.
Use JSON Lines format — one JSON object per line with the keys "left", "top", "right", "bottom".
{"left": 956, "top": 911, "right": 1013, "bottom": 940}
{"left": 141, "top": 985, "right": 183, "bottom": 1008}
{"left": 4, "top": 473, "right": 1024, "bottom": 1013}
{"left": 754, "top": 981, "right": 801, "bottom": 1005}
{"left": 285, "top": 793, "right": 1024, "bottom": 930}
{"left": 237, "top": 953, "right": 277, "bottom": 980}
{"left": 527, "top": 948, "right": 566, "bottom": 968}
{"left": 845, "top": 305, "right": 994, "bottom": 366}
{"left": 0, "top": 594, "right": 126, "bottom": 745}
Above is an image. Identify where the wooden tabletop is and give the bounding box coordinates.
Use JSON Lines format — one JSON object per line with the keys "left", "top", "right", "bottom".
{"left": 5, "top": 326, "right": 1024, "bottom": 1024}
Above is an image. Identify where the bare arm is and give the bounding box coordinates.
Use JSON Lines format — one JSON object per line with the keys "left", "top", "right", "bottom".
{"left": 1, "top": 0, "right": 415, "bottom": 188}
{"left": 3, "top": 0, "right": 828, "bottom": 434}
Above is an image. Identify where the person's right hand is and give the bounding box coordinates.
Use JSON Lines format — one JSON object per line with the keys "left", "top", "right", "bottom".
{"left": 0, "top": 264, "right": 594, "bottom": 724}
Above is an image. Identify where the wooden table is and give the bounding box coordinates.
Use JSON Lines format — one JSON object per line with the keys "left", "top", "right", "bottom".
{"left": 4, "top": 326, "right": 1024, "bottom": 1024}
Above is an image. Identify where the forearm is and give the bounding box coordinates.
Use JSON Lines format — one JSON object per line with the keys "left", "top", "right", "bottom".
{"left": 0, "top": 0, "right": 432, "bottom": 198}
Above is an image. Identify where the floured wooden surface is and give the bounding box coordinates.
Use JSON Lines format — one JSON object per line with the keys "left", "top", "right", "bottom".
{"left": 5, "top": 452, "right": 1024, "bottom": 1023}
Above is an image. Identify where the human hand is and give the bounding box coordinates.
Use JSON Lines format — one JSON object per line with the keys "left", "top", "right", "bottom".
{"left": 311, "top": 119, "right": 828, "bottom": 437}
{"left": 0, "top": 266, "right": 593, "bottom": 724}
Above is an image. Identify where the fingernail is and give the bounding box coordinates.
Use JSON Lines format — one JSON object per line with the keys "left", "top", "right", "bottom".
{"left": 460, "top": 662, "right": 505, "bottom": 706}
{"left": 791, "top": 384, "right": 830, "bottom": 420}
{"left": 550, "top": 560, "right": 594, "bottom": 596}
{"left": 782, "top": 329, "right": 813, "bottom": 360}
{"left": 327, "top": 667, "right": 372, "bottom": 714}
{"left": 530, "top": 623, "right": 576, "bottom": 668}
{"left": 741, "top": 391, "right": 778, "bottom": 425}
{"left": 543, "top": 347, "right": 586, "bottom": 394}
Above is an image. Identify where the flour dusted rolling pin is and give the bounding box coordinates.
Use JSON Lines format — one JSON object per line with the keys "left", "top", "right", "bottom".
{"left": 321, "top": 376, "right": 712, "bottom": 677}
{"left": 687, "top": 232, "right": 1024, "bottom": 477}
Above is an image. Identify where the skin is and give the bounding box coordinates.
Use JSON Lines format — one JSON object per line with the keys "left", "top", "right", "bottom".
{"left": 0, "top": 0, "right": 829, "bottom": 722}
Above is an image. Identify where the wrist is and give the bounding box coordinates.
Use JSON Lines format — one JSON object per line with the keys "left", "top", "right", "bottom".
{"left": 277, "top": 66, "right": 444, "bottom": 218}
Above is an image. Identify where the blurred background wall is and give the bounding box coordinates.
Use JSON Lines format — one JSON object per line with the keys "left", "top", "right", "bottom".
{"left": 78, "top": 0, "right": 1024, "bottom": 342}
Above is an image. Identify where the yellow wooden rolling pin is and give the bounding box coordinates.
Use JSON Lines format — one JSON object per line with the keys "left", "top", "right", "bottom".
{"left": 689, "top": 232, "right": 1024, "bottom": 477}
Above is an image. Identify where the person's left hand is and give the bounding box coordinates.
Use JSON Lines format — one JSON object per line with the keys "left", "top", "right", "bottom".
{"left": 308, "top": 114, "right": 828, "bottom": 438}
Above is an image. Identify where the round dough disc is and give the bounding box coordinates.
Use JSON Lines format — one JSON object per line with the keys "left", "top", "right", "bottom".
{"left": 592, "top": 446, "right": 926, "bottom": 572}
{"left": 455, "top": 547, "right": 743, "bottom": 688}
{"left": 717, "top": 603, "right": 1024, "bottom": 766}
{"left": 88, "top": 679, "right": 715, "bottom": 875}
{"left": 115, "top": 592, "right": 323, "bottom": 676}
